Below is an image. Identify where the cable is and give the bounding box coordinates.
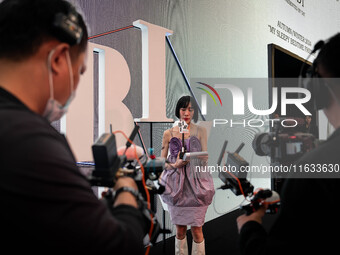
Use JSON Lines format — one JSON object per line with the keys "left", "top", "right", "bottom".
{"left": 113, "top": 130, "right": 153, "bottom": 255}
{"left": 134, "top": 121, "right": 149, "bottom": 158}
{"left": 212, "top": 188, "right": 232, "bottom": 215}
{"left": 88, "top": 25, "right": 137, "bottom": 40}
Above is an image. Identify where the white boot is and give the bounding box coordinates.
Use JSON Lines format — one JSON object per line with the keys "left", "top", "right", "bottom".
{"left": 192, "top": 239, "right": 205, "bottom": 255}
{"left": 175, "top": 236, "right": 188, "bottom": 255}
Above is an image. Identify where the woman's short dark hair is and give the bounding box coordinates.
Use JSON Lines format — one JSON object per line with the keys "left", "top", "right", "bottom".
{"left": 0, "top": 0, "right": 88, "bottom": 61}
{"left": 175, "top": 96, "right": 199, "bottom": 122}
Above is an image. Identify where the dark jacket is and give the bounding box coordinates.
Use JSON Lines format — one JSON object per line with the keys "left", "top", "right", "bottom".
{"left": 0, "top": 87, "right": 146, "bottom": 254}
{"left": 239, "top": 127, "right": 340, "bottom": 254}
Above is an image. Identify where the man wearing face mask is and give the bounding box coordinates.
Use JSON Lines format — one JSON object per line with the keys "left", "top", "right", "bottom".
{"left": 0, "top": 0, "right": 146, "bottom": 254}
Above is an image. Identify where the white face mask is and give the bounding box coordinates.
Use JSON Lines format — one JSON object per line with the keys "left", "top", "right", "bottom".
{"left": 43, "top": 48, "right": 76, "bottom": 123}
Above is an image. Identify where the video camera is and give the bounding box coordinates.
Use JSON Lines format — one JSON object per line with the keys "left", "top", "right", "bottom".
{"left": 217, "top": 141, "right": 254, "bottom": 196}
{"left": 251, "top": 118, "right": 317, "bottom": 192}
{"left": 252, "top": 119, "right": 316, "bottom": 164}
{"left": 90, "top": 127, "right": 166, "bottom": 194}
{"left": 217, "top": 140, "right": 280, "bottom": 215}
{"left": 79, "top": 125, "right": 169, "bottom": 246}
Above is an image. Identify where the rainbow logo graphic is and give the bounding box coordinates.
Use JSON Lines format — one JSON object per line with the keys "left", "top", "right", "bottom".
{"left": 196, "top": 82, "right": 222, "bottom": 106}
{"left": 196, "top": 82, "right": 222, "bottom": 116}
{"left": 196, "top": 82, "right": 222, "bottom": 115}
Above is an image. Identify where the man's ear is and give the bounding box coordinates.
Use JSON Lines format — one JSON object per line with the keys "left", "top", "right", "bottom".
{"left": 49, "top": 43, "right": 70, "bottom": 75}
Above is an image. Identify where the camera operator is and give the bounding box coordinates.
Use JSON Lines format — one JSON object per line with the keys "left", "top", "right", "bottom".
{"left": 0, "top": 0, "right": 146, "bottom": 254}
{"left": 237, "top": 33, "right": 340, "bottom": 254}
{"left": 302, "top": 115, "right": 319, "bottom": 138}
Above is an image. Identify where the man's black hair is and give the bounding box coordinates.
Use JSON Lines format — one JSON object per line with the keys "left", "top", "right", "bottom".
{"left": 0, "top": 0, "right": 88, "bottom": 61}
{"left": 315, "top": 33, "right": 340, "bottom": 77}
{"left": 175, "top": 95, "right": 199, "bottom": 122}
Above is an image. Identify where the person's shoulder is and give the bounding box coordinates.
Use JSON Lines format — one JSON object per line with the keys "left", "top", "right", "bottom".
{"left": 0, "top": 107, "right": 60, "bottom": 145}
{"left": 298, "top": 134, "right": 340, "bottom": 164}
{"left": 195, "top": 123, "right": 207, "bottom": 134}
{"left": 198, "top": 124, "right": 207, "bottom": 132}
{"left": 163, "top": 128, "right": 172, "bottom": 139}
{"left": 1, "top": 104, "right": 46, "bottom": 124}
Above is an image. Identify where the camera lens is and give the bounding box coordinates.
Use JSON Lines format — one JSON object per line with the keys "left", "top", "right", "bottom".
{"left": 252, "top": 133, "right": 271, "bottom": 156}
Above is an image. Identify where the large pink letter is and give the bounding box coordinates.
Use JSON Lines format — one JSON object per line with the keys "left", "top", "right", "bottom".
{"left": 65, "top": 42, "right": 133, "bottom": 161}
{"left": 133, "top": 20, "right": 174, "bottom": 122}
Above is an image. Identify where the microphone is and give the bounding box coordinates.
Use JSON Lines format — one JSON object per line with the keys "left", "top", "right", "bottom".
{"left": 122, "top": 125, "right": 140, "bottom": 156}
{"left": 311, "top": 40, "right": 325, "bottom": 54}
{"left": 217, "top": 140, "right": 228, "bottom": 167}
{"left": 234, "top": 142, "right": 245, "bottom": 154}
{"left": 126, "top": 125, "right": 140, "bottom": 149}
{"left": 298, "top": 39, "right": 325, "bottom": 89}
{"left": 300, "top": 40, "right": 324, "bottom": 75}
{"left": 178, "top": 120, "right": 188, "bottom": 159}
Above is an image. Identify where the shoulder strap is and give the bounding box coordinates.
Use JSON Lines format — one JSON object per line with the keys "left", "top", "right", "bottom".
{"left": 194, "top": 124, "right": 200, "bottom": 137}
{"left": 169, "top": 127, "right": 174, "bottom": 137}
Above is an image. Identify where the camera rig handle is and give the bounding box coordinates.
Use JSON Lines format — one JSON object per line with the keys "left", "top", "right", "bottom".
{"left": 241, "top": 189, "right": 280, "bottom": 215}
{"left": 90, "top": 127, "right": 170, "bottom": 248}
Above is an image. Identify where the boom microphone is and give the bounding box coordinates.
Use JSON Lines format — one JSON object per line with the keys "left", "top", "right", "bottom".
{"left": 311, "top": 40, "right": 325, "bottom": 54}
{"left": 126, "top": 125, "right": 140, "bottom": 149}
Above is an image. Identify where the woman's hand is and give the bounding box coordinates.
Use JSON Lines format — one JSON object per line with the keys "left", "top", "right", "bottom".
{"left": 173, "top": 152, "right": 189, "bottom": 168}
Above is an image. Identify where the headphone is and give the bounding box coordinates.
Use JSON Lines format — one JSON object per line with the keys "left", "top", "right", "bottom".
{"left": 299, "top": 39, "right": 330, "bottom": 110}
{"left": 53, "top": 6, "right": 83, "bottom": 46}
